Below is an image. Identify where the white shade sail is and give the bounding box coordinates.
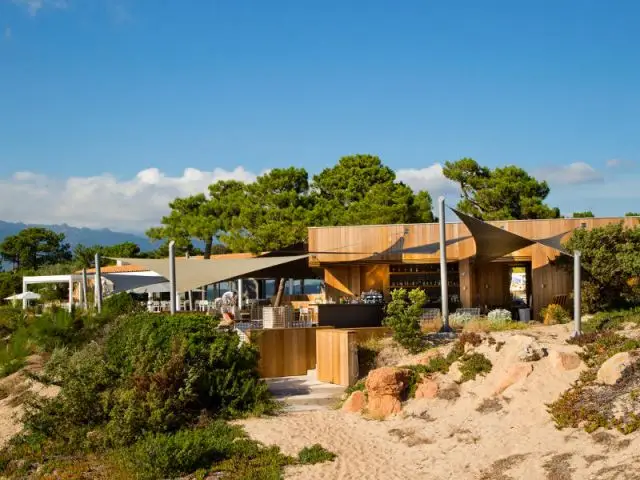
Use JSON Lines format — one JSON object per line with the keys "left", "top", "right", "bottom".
{"left": 114, "top": 255, "right": 312, "bottom": 293}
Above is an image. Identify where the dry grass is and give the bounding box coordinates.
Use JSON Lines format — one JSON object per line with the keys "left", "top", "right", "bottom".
{"left": 543, "top": 453, "right": 574, "bottom": 480}
{"left": 420, "top": 317, "right": 443, "bottom": 333}
{"left": 476, "top": 397, "right": 504, "bottom": 413}
{"left": 462, "top": 318, "right": 530, "bottom": 333}
{"left": 479, "top": 453, "right": 529, "bottom": 480}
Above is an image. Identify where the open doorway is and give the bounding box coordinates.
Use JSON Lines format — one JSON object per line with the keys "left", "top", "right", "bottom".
{"left": 507, "top": 262, "right": 532, "bottom": 309}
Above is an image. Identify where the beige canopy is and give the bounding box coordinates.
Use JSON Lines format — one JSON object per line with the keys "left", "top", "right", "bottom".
{"left": 115, "top": 254, "right": 312, "bottom": 293}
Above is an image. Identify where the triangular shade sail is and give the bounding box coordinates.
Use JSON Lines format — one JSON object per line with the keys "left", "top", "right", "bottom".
{"left": 533, "top": 231, "right": 572, "bottom": 255}
{"left": 452, "top": 208, "right": 536, "bottom": 263}
{"left": 114, "top": 254, "right": 313, "bottom": 293}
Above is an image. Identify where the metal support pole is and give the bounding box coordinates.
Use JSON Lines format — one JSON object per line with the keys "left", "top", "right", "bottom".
{"left": 81, "top": 269, "right": 88, "bottom": 310}
{"left": 169, "top": 241, "right": 177, "bottom": 315}
{"left": 572, "top": 251, "right": 582, "bottom": 337}
{"left": 238, "top": 279, "right": 243, "bottom": 309}
{"left": 68, "top": 278, "right": 73, "bottom": 313}
{"left": 439, "top": 196, "right": 451, "bottom": 332}
{"left": 95, "top": 253, "right": 103, "bottom": 313}
{"left": 22, "top": 280, "right": 27, "bottom": 310}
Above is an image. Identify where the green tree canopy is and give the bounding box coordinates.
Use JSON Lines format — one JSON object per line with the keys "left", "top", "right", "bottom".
{"left": 626, "top": 212, "right": 640, "bottom": 217}
{"left": 311, "top": 154, "right": 434, "bottom": 225}
{"left": 572, "top": 211, "right": 595, "bottom": 218}
{"left": 0, "top": 227, "right": 71, "bottom": 271}
{"left": 561, "top": 223, "right": 640, "bottom": 312}
{"left": 223, "top": 167, "right": 312, "bottom": 253}
{"left": 146, "top": 194, "right": 218, "bottom": 258}
{"left": 73, "top": 242, "right": 143, "bottom": 268}
{"left": 443, "top": 158, "right": 560, "bottom": 220}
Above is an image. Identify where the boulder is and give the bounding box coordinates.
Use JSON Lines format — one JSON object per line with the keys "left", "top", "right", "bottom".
{"left": 365, "top": 367, "right": 407, "bottom": 418}
{"left": 342, "top": 390, "right": 367, "bottom": 413}
{"left": 367, "top": 395, "right": 403, "bottom": 418}
{"left": 596, "top": 351, "right": 639, "bottom": 385}
{"left": 493, "top": 363, "right": 533, "bottom": 395}
{"left": 518, "top": 341, "right": 547, "bottom": 362}
{"left": 548, "top": 350, "right": 582, "bottom": 371}
{"left": 365, "top": 367, "right": 407, "bottom": 396}
{"left": 414, "top": 378, "right": 439, "bottom": 399}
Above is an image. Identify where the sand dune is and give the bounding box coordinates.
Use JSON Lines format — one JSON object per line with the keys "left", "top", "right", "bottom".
{"left": 239, "top": 324, "right": 640, "bottom": 480}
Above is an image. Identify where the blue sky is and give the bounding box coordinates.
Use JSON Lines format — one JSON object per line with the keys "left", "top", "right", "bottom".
{"left": 1, "top": 0, "right": 639, "bottom": 231}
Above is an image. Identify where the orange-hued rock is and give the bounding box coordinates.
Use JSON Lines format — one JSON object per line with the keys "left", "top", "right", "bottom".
{"left": 493, "top": 363, "right": 534, "bottom": 395}
{"left": 367, "top": 395, "right": 403, "bottom": 418}
{"left": 548, "top": 350, "right": 582, "bottom": 371}
{"left": 342, "top": 390, "right": 367, "bottom": 413}
{"left": 414, "top": 378, "right": 439, "bottom": 399}
{"left": 365, "top": 367, "right": 407, "bottom": 396}
{"left": 365, "top": 367, "right": 408, "bottom": 418}
{"left": 416, "top": 350, "right": 442, "bottom": 366}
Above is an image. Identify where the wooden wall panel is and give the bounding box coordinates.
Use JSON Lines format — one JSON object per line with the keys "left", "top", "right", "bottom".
{"left": 309, "top": 217, "right": 640, "bottom": 264}
{"left": 316, "top": 329, "right": 358, "bottom": 386}
{"left": 459, "top": 258, "right": 472, "bottom": 307}
{"left": 249, "top": 327, "right": 324, "bottom": 378}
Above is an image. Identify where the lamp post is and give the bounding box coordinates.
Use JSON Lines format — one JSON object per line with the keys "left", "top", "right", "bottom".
{"left": 572, "top": 250, "right": 582, "bottom": 337}
{"left": 439, "top": 196, "right": 451, "bottom": 332}
{"left": 169, "top": 241, "right": 176, "bottom": 315}
{"left": 94, "top": 253, "right": 103, "bottom": 313}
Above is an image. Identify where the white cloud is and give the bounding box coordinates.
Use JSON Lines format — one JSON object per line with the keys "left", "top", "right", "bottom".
{"left": 537, "top": 162, "right": 603, "bottom": 185}
{"left": 4, "top": 26, "right": 11, "bottom": 39}
{"left": 12, "top": 0, "right": 68, "bottom": 16}
{"left": 396, "top": 163, "right": 460, "bottom": 200}
{"left": 0, "top": 167, "right": 258, "bottom": 232}
{"left": 606, "top": 158, "right": 623, "bottom": 168}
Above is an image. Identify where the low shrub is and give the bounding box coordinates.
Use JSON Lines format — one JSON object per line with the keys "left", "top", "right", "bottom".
{"left": 116, "top": 421, "right": 293, "bottom": 480}
{"left": 297, "top": 444, "right": 336, "bottom": 465}
{"left": 0, "top": 312, "right": 285, "bottom": 479}
{"left": 102, "top": 292, "right": 144, "bottom": 317}
{"left": 458, "top": 353, "right": 492, "bottom": 382}
{"left": 583, "top": 308, "right": 640, "bottom": 333}
{"left": 541, "top": 304, "right": 571, "bottom": 325}
{"left": 384, "top": 289, "right": 426, "bottom": 354}
{"left": 0, "top": 307, "right": 24, "bottom": 337}
{"left": 549, "top": 330, "right": 640, "bottom": 434}
{"left": 488, "top": 309, "right": 512, "bottom": 322}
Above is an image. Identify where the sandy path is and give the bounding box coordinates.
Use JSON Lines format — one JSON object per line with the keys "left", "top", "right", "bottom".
{"left": 239, "top": 325, "right": 640, "bottom": 480}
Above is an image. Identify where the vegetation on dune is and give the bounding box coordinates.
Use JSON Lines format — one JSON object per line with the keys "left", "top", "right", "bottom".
{"left": 384, "top": 288, "right": 427, "bottom": 354}
{"left": 549, "top": 319, "right": 640, "bottom": 434}
{"left": 0, "top": 309, "right": 336, "bottom": 478}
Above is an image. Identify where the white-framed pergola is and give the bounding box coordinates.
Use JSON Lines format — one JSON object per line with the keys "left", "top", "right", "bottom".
{"left": 22, "top": 274, "right": 84, "bottom": 312}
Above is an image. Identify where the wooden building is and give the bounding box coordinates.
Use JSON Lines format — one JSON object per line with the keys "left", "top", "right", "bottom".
{"left": 308, "top": 216, "right": 640, "bottom": 320}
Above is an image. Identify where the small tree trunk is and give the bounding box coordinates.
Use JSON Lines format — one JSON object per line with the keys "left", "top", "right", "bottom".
{"left": 273, "top": 278, "right": 286, "bottom": 307}
{"left": 203, "top": 238, "right": 213, "bottom": 259}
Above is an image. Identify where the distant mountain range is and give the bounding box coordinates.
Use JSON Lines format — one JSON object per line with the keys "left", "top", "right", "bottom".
{"left": 0, "top": 220, "right": 157, "bottom": 251}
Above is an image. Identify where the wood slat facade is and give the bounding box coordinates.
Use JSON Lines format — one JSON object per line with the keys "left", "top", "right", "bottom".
{"left": 309, "top": 217, "right": 640, "bottom": 320}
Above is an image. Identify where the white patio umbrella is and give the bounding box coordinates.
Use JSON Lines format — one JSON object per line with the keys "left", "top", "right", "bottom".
{"left": 4, "top": 291, "right": 41, "bottom": 301}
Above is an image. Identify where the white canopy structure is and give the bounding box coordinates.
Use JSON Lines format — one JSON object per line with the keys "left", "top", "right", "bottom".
{"left": 115, "top": 255, "right": 312, "bottom": 294}
{"left": 5, "top": 291, "right": 41, "bottom": 301}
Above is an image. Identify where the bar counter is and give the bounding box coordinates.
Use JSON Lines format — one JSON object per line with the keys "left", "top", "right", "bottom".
{"left": 313, "top": 303, "right": 385, "bottom": 328}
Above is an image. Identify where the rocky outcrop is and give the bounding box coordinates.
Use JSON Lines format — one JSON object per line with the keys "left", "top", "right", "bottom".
{"left": 596, "top": 351, "right": 640, "bottom": 385}
{"left": 493, "top": 363, "right": 534, "bottom": 395}
{"left": 416, "top": 350, "right": 442, "bottom": 365}
{"left": 342, "top": 390, "right": 367, "bottom": 413}
{"left": 518, "top": 342, "right": 547, "bottom": 362}
{"left": 548, "top": 350, "right": 582, "bottom": 371}
{"left": 414, "top": 378, "right": 439, "bottom": 399}
{"left": 365, "top": 367, "right": 408, "bottom": 418}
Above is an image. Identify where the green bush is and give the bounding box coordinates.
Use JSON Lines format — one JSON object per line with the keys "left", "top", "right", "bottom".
{"left": 541, "top": 304, "right": 571, "bottom": 325}
{"left": 103, "top": 292, "right": 144, "bottom": 317}
{"left": 14, "top": 313, "right": 275, "bottom": 452}
{"left": 557, "top": 223, "right": 640, "bottom": 312}
{"left": 297, "top": 444, "right": 336, "bottom": 465}
{"left": 0, "top": 307, "right": 24, "bottom": 337}
{"left": 583, "top": 308, "right": 640, "bottom": 333}
{"left": 384, "top": 288, "right": 426, "bottom": 354}
{"left": 458, "top": 353, "right": 492, "bottom": 382}
{"left": 116, "top": 421, "right": 289, "bottom": 480}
